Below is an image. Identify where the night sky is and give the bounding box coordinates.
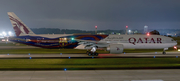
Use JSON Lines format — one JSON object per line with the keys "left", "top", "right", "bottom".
{"left": 0, "top": 0, "right": 180, "bottom": 31}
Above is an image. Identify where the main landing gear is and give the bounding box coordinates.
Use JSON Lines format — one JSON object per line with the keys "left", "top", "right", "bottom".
{"left": 87, "top": 51, "right": 99, "bottom": 56}
{"left": 162, "top": 51, "right": 166, "bottom": 55}
{"left": 162, "top": 48, "right": 168, "bottom": 55}
{"left": 87, "top": 47, "right": 99, "bottom": 56}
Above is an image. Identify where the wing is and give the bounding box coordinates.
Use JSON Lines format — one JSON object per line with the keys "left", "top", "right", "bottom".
{"left": 74, "top": 39, "right": 109, "bottom": 49}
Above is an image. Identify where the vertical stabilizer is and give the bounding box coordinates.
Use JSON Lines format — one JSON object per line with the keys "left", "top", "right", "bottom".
{"left": 7, "top": 12, "right": 35, "bottom": 36}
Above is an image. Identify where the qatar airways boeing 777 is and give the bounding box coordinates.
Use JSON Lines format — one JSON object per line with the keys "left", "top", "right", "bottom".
{"left": 7, "top": 12, "right": 177, "bottom": 56}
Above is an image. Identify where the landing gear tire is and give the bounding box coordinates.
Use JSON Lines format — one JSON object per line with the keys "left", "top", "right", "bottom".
{"left": 87, "top": 52, "right": 98, "bottom": 56}
{"left": 88, "top": 52, "right": 91, "bottom": 56}
{"left": 162, "top": 48, "right": 168, "bottom": 55}
{"left": 95, "top": 53, "right": 99, "bottom": 56}
{"left": 162, "top": 51, "right": 166, "bottom": 55}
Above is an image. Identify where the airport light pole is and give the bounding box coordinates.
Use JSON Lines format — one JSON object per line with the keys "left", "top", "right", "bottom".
{"left": 126, "top": 26, "right": 128, "bottom": 35}
{"left": 95, "top": 26, "right": 97, "bottom": 35}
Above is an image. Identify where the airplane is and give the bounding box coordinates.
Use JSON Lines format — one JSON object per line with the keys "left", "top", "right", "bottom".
{"left": 7, "top": 12, "right": 177, "bottom": 56}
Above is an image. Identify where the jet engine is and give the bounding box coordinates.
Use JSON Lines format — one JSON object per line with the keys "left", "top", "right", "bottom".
{"left": 107, "top": 44, "right": 124, "bottom": 54}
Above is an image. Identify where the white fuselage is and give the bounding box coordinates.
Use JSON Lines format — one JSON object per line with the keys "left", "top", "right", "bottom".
{"left": 100, "top": 35, "right": 177, "bottom": 49}
{"left": 19, "top": 34, "right": 177, "bottom": 50}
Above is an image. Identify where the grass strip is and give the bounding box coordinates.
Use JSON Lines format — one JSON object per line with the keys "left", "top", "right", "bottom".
{"left": 0, "top": 58, "right": 180, "bottom": 70}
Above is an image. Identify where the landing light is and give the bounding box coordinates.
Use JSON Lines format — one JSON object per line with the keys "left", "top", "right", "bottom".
{"left": 178, "top": 49, "right": 180, "bottom": 52}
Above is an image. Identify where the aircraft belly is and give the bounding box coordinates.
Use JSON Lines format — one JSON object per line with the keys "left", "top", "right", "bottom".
{"left": 123, "top": 43, "right": 173, "bottom": 49}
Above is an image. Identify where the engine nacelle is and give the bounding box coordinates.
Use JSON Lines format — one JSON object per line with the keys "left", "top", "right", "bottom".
{"left": 107, "top": 44, "right": 124, "bottom": 54}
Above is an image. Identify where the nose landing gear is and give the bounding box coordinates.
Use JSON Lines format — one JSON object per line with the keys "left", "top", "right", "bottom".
{"left": 162, "top": 51, "right": 166, "bottom": 54}
{"left": 162, "top": 48, "right": 168, "bottom": 55}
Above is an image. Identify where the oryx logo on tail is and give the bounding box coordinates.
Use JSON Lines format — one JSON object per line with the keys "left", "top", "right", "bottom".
{"left": 8, "top": 12, "right": 35, "bottom": 36}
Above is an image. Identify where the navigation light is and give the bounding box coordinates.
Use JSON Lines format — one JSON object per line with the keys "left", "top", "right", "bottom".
{"left": 174, "top": 46, "right": 177, "bottom": 50}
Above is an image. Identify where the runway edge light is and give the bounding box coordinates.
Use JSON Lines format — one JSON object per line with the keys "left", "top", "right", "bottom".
{"left": 64, "top": 68, "right": 67, "bottom": 71}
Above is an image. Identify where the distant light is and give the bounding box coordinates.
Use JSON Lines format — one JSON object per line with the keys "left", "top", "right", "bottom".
{"left": 95, "top": 26, "right": 97, "bottom": 29}
{"left": 147, "top": 32, "right": 150, "bottom": 36}
{"left": 30, "top": 57, "right": 32, "bottom": 59}
{"left": 2, "top": 32, "right": 6, "bottom": 36}
{"left": 92, "top": 57, "right": 94, "bottom": 58}
{"left": 69, "top": 57, "right": 71, "bottom": 59}
{"left": 64, "top": 68, "right": 67, "bottom": 71}
{"left": 8, "top": 31, "right": 12, "bottom": 36}
{"left": 126, "top": 26, "right": 128, "bottom": 28}
{"left": 29, "top": 53, "right": 30, "bottom": 55}
{"left": 64, "top": 38, "right": 67, "bottom": 40}
{"left": 128, "top": 30, "right": 131, "bottom": 32}
{"left": 71, "top": 38, "right": 74, "bottom": 40}
{"left": 2, "top": 39, "right": 5, "bottom": 41}
{"left": 176, "top": 56, "right": 178, "bottom": 58}
{"left": 154, "top": 56, "right": 155, "bottom": 58}
{"left": 178, "top": 49, "right": 180, "bottom": 51}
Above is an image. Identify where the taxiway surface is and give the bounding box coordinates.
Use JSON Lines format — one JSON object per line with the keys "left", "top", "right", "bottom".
{"left": 0, "top": 70, "right": 179, "bottom": 81}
